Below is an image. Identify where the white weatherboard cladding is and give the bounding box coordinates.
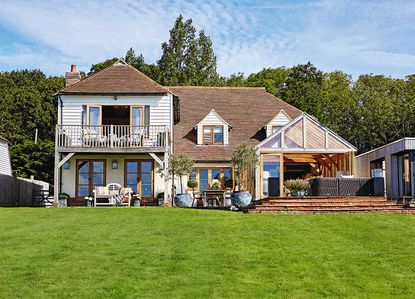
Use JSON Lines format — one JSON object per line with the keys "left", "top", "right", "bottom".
{"left": 266, "top": 111, "right": 291, "bottom": 137}
{"left": 60, "top": 95, "right": 172, "bottom": 128}
{"left": 0, "top": 140, "right": 12, "bottom": 176}
{"left": 197, "top": 110, "right": 229, "bottom": 145}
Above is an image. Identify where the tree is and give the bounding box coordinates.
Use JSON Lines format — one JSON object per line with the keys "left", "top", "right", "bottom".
{"left": 320, "top": 71, "right": 356, "bottom": 142}
{"left": 9, "top": 140, "right": 55, "bottom": 182}
{"left": 246, "top": 67, "right": 290, "bottom": 96}
{"left": 231, "top": 144, "right": 258, "bottom": 191}
{"left": 157, "top": 15, "right": 219, "bottom": 86}
{"left": 351, "top": 75, "right": 406, "bottom": 152}
{"left": 225, "top": 73, "right": 247, "bottom": 87}
{"left": 88, "top": 57, "right": 119, "bottom": 75}
{"left": 168, "top": 154, "right": 195, "bottom": 194}
{"left": 124, "top": 47, "right": 161, "bottom": 82}
{"left": 280, "top": 62, "right": 324, "bottom": 120}
{"left": 0, "top": 70, "right": 63, "bottom": 182}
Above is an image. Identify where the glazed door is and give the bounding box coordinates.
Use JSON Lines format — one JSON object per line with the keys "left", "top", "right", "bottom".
{"left": 76, "top": 160, "right": 106, "bottom": 200}
{"left": 125, "top": 160, "right": 154, "bottom": 199}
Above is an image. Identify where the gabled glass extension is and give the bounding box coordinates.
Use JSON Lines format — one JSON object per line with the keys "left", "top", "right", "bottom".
{"left": 256, "top": 113, "right": 357, "bottom": 198}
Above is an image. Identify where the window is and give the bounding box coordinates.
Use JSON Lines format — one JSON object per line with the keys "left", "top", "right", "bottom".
{"left": 82, "top": 105, "right": 87, "bottom": 126}
{"left": 190, "top": 167, "right": 233, "bottom": 191}
{"left": 125, "top": 160, "right": 153, "bottom": 198}
{"left": 88, "top": 106, "right": 101, "bottom": 126}
{"left": 203, "top": 125, "right": 223, "bottom": 144}
{"left": 76, "top": 160, "right": 106, "bottom": 198}
{"left": 272, "top": 126, "right": 283, "bottom": 133}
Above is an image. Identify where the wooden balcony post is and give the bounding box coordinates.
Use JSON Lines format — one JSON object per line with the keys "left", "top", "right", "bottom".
{"left": 110, "top": 124, "right": 114, "bottom": 148}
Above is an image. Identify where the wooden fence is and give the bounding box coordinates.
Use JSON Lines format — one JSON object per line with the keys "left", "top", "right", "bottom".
{"left": 0, "top": 174, "right": 44, "bottom": 207}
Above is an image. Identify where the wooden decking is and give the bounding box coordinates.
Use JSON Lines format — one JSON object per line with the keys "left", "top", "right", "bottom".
{"left": 244, "top": 197, "right": 415, "bottom": 214}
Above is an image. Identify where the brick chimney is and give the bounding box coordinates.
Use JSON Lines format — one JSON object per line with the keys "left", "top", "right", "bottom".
{"left": 65, "top": 64, "right": 81, "bottom": 87}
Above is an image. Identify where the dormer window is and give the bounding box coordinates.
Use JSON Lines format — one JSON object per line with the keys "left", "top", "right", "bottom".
{"left": 203, "top": 125, "right": 224, "bottom": 145}
{"left": 196, "top": 109, "right": 231, "bottom": 145}
{"left": 272, "top": 126, "right": 283, "bottom": 133}
{"left": 266, "top": 110, "right": 291, "bottom": 137}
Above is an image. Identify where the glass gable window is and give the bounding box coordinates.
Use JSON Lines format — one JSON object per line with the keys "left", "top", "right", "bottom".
{"left": 203, "top": 125, "right": 224, "bottom": 144}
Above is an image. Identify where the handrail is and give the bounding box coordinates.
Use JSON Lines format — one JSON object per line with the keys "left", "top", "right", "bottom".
{"left": 57, "top": 125, "right": 169, "bottom": 149}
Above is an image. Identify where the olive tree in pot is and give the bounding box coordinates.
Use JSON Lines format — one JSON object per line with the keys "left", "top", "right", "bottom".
{"left": 230, "top": 144, "right": 258, "bottom": 207}
{"left": 169, "top": 154, "right": 195, "bottom": 208}
{"left": 187, "top": 179, "right": 198, "bottom": 206}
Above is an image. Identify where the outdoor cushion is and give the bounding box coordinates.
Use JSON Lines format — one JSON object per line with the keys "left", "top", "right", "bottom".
{"left": 95, "top": 186, "right": 109, "bottom": 196}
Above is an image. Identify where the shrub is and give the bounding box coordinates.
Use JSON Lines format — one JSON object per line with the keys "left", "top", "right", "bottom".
{"left": 285, "top": 179, "right": 309, "bottom": 192}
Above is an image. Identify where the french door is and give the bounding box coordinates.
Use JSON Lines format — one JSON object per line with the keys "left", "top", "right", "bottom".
{"left": 76, "top": 160, "right": 106, "bottom": 199}
{"left": 125, "top": 160, "right": 154, "bottom": 199}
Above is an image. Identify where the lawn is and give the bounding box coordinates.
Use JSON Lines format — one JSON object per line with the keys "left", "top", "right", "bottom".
{"left": 1, "top": 208, "right": 415, "bottom": 298}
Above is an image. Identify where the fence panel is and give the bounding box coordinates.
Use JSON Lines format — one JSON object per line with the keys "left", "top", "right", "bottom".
{"left": 0, "top": 174, "right": 43, "bottom": 207}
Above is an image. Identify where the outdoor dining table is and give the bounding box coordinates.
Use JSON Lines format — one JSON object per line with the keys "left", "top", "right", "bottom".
{"left": 203, "top": 190, "right": 227, "bottom": 207}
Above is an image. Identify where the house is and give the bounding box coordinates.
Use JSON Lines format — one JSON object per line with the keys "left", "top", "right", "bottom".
{"left": 55, "top": 62, "right": 171, "bottom": 205}
{"left": 0, "top": 136, "right": 12, "bottom": 176}
{"left": 355, "top": 138, "right": 415, "bottom": 199}
{"left": 54, "top": 61, "right": 357, "bottom": 205}
{"left": 171, "top": 87, "right": 357, "bottom": 198}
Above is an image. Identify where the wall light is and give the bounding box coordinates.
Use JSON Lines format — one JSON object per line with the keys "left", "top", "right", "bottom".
{"left": 112, "top": 160, "right": 118, "bottom": 169}
{"left": 63, "top": 161, "right": 70, "bottom": 170}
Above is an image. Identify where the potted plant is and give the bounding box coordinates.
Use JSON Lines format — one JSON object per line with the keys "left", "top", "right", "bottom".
{"left": 58, "top": 192, "right": 69, "bottom": 208}
{"left": 285, "top": 179, "right": 309, "bottom": 197}
{"left": 131, "top": 194, "right": 141, "bottom": 207}
{"left": 211, "top": 180, "right": 221, "bottom": 190}
{"left": 187, "top": 179, "right": 198, "bottom": 194}
{"left": 84, "top": 196, "right": 93, "bottom": 207}
{"left": 156, "top": 192, "right": 165, "bottom": 206}
{"left": 169, "top": 154, "right": 195, "bottom": 208}
{"left": 230, "top": 144, "right": 258, "bottom": 207}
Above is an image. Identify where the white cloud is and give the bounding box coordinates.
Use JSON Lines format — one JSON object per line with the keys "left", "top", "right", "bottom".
{"left": 0, "top": 0, "right": 414, "bottom": 78}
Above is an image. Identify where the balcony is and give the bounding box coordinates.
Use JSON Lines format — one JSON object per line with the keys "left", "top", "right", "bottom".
{"left": 56, "top": 125, "right": 169, "bottom": 153}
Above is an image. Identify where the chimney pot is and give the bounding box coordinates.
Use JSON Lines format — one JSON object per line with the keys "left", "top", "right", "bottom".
{"left": 65, "top": 64, "right": 81, "bottom": 87}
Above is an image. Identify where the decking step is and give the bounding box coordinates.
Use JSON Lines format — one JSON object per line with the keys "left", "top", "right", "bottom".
{"left": 257, "top": 202, "right": 399, "bottom": 207}
{"left": 254, "top": 206, "right": 404, "bottom": 211}
{"left": 245, "top": 196, "right": 413, "bottom": 214}
{"left": 266, "top": 197, "right": 387, "bottom": 203}
{"left": 249, "top": 209, "right": 415, "bottom": 214}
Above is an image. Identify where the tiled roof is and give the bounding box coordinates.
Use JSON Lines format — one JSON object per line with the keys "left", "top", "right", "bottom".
{"left": 59, "top": 62, "right": 167, "bottom": 94}
{"left": 169, "top": 86, "right": 302, "bottom": 162}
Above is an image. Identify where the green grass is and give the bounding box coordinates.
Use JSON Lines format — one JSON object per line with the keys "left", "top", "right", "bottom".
{"left": 1, "top": 208, "right": 415, "bottom": 298}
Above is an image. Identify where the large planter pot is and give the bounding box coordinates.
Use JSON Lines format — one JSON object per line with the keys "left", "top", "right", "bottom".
{"left": 174, "top": 193, "right": 194, "bottom": 208}
{"left": 231, "top": 191, "right": 252, "bottom": 207}
{"left": 58, "top": 199, "right": 67, "bottom": 208}
{"left": 291, "top": 190, "right": 306, "bottom": 197}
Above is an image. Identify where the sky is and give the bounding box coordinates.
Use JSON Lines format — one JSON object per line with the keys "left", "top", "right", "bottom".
{"left": 0, "top": 0, "right": 414, "bottom": 79}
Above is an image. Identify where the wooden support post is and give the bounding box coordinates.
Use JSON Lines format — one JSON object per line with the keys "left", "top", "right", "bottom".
{"left": 163, "top": 150, "right": 170, "bottom": 206}
{"left": 351, "top": 152, "right": 355, "bottom": 176}
{"left": 280, "top": 153, "right": 284, "bottom": 197}
{"left": 53, "top": 128, "right": 60, "bottom": 207}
